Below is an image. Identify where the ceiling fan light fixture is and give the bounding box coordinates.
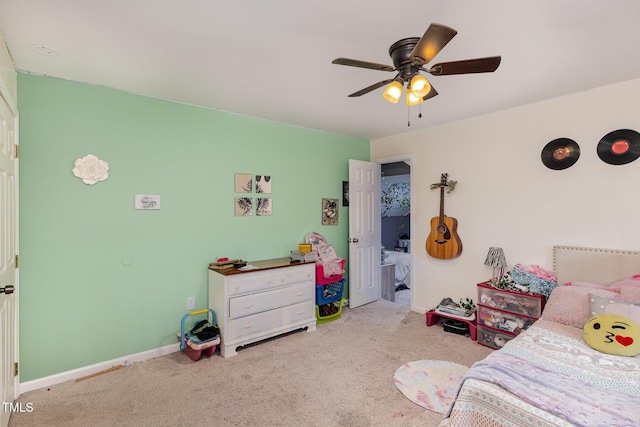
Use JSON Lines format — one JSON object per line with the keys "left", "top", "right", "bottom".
{"left": 383, "top": 80, "right": 403, "bottom": 104}
{"left": 409, "top": 74, "right": 430, "bottom": 98}
{"left": 406, "top": 90, "right": 423, "bottom": 106}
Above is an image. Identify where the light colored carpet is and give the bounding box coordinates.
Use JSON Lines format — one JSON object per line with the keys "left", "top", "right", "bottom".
{"left": 393, "top": 360, "right": 469, "bottom": 413}
{"left": 9, "top": 299, "right": 491, "bottom": 427}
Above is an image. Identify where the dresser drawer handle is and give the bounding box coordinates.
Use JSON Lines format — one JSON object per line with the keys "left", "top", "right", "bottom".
{"left": 242, "top": 324, "right": 254, "bottom": 329}
{"left": 242, "top": 304, "right": 255, "bottom": 309}
{"left": 295, "top": 292, "right": 305, "bottom": 297}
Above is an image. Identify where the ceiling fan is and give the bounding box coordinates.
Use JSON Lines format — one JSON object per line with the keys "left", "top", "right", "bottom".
{"left": 332, "top": 23, "right": 501, "bottom": 106}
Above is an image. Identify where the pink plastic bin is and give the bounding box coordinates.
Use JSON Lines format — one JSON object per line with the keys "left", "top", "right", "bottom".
{"left": 184, "top": 342, "right": 217, "bottom": 361}
{"left": 315, "top": 259, "right": 346, "bottom": 285}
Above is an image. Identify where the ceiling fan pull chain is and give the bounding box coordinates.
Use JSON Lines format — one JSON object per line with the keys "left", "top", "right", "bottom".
{"left": 418, "top": 104, "right": 423, "bottom": 119}
{"left": 407, "top": 107, "right": 411, "bottom": 127}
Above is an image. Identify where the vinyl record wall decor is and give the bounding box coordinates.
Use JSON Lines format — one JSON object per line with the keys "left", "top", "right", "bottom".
{"left": 541, "top": 138, "right": 580, "bottom": 170}
{"left": 234, "top": 173, "right": 272, "bottom": 216}
{"left": 542, "top": 129, "right": 640, "bottom": 170}
{"left": 596, "top": 129, "right": 640, "bottom": 165}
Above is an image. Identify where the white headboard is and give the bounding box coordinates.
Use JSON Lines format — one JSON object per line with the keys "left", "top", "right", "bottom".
{"left": 553, "top": 245, "right": 640, "bottom": 286}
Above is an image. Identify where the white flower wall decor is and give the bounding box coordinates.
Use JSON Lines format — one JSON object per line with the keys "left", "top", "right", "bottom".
{"left": 72, "top": 154, "right": 109, "bottom": 185}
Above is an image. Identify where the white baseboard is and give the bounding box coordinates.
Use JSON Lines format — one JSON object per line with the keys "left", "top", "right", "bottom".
{"left": 19, "top": 343, "right": 181, "bottom": 394}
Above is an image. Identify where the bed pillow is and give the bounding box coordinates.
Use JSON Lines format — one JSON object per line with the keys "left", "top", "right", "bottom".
{"left": 566, "top": 274, "right": 640, "bottom": 290}
{"left": 583, "top": 313, "right": 640, "bottom": 356}
{"left": 566, "top": 281, "right": 612, "bottom": 289}
{"left": 540, "top": 286, "right": 619, "bottom": 329}
{"left": 588, "top": 293, "right": 640, "bottom": 323}
{"left": 610, "top": 274, "right": 640, "bottom": 287}
{"left": 620, "top": 286, "right": 640, "bottom": 304}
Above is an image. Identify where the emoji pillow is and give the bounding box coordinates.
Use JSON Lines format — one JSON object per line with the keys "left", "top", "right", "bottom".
{"left": 583, "top": 313, "right": 640, "bottom": 357}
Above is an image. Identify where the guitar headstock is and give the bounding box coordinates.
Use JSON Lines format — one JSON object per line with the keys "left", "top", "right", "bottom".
{"left": 430, "top": 173, "right": 456, "bottom": 192}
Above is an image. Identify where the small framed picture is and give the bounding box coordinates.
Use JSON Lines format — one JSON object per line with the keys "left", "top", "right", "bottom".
{"left": 322, "top": 198, "right": 339, "bottom": 225}
{"left": 342, "top": 181, "right": 349, "bottom": 206}
{"left": 235, "top": 197, "right": 252, "bottom": 216}
{"left": 256, "top": 197, "right": 272, "bottom": 216}
{"left": 234, "top": 174, "right": 252, "bottom": 193}
{"left": 135, "top": 194, "right": 160, "bottom": 210}
{"left": 256, "top": 175, "right": 272, "bottom": 194}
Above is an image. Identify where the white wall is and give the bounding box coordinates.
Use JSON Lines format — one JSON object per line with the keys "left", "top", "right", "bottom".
{"left": 371, "top": 78, "right": 640, "bottom": 313}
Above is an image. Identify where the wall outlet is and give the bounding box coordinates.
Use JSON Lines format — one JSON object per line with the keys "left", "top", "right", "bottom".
{"left": 187, "top": 296, "right": 196, "bottom": 310}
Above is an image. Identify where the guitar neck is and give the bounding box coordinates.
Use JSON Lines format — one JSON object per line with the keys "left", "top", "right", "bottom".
{"left": 439, "top": 185, "right": 445, "bottom": 223}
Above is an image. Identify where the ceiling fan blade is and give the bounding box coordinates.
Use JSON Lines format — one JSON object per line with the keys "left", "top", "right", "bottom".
{"left": 428, "top": 56, "right": 502, "bottom": 75}
{"left": 332, "top": 58, "right": 395, "bottom": 72}
{"left": 409, "top": 23, "right": 458, "bottom": 66}
{"left": 423, "top": 85, "right": 438, "bottom": 101}
{"left": 347, "top": 79, "right": 394, "bottom": 97}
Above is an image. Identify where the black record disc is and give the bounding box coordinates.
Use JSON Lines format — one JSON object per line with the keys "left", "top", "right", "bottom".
{"left": 541, "top": 138, "right": 580, "bottom": 170}
{"left": 597, "top": 129, "right": 640, "bottom": 165}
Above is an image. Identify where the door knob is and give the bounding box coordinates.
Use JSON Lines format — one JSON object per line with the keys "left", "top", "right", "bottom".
{"left": 0, "top": 285, "right": 14, "bottom": 295}
{"left": 349, "top": 238, "right": 359, "bottom": 243}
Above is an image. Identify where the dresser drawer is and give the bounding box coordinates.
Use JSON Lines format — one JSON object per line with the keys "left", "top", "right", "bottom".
{"left": 229, "top": 282, "right": 313, "bottom": 319}
{"left": 274, "top": 265, "right": 314, "bottom": 286}
{"left": 477, "top": 325, "right": 515, "bottom": 350}
{"left": 477, "top": 283, "right": 544, "bottom": 318}
{"left": 226, "top": 300, "right": 315, "bottom": 341}
{"left": 477, "top": 305, "right": 536, "bottom": 335}
{"left": 227, "top": 271, "right": 276, "bottom": 296}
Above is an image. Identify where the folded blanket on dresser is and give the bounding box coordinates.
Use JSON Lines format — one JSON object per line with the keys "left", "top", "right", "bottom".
{"left": 445, "top": 320, "right": 640, "bottom": 427}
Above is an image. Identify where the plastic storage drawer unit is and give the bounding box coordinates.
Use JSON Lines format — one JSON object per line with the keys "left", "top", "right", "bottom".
{"left": 477, "top": 325, "right": 515, "bottom": 350}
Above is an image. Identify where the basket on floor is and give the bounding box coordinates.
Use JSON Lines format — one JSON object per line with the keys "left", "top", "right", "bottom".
{"left": 315, "top": 298, "right": 345, "bottom": 324}
{"left": 179, "top": 308, "right": 220, "bottom": 361}
{"left": 315, "top": 279, "right": 344, "bottom": 305}
{"left": 315, "top": 259, "right": 346, "bottom": 285}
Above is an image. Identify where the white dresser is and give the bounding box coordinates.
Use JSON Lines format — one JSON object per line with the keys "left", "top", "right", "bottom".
{"left": 208, "top": 258, "right": 316, "bottom": 358}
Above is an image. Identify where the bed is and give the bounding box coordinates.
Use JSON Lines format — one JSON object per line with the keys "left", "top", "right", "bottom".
{"left": 382, "top": 249, "right": 411, "bottom": 289}
{"left": 439, "top": 245, "right": 640, "bottom": 427}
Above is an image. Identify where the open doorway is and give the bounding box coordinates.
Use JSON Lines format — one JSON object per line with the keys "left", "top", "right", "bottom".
{"left": 380, "top": 161, "right": 411, "bottom": 309}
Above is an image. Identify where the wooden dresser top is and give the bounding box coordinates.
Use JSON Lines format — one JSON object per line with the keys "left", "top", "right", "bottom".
{"left": 209, "top": 257, "right": 315, "bottom": 276}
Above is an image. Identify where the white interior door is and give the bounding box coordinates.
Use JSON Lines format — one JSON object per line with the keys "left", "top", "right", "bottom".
{"left": 0, "top": 93, "right": 18, "bottom": 427}
{"left": 348, "top": 159, "right": 381, "bottom": 308}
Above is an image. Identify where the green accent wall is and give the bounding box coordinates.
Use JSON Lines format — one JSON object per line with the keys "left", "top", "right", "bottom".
{"left": 17, "top": 73, "right": 369, "bottom": 381}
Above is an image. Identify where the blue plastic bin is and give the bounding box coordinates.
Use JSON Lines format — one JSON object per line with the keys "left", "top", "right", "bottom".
{"left": 315, "top": 279, "right": 344, "bottom": 305}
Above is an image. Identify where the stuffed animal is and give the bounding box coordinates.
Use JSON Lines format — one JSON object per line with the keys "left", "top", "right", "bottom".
{"left": 583, "top": 313, "right": 640, "bottom": 357}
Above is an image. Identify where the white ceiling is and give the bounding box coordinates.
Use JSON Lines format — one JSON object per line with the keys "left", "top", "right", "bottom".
{"left": 1, "top": 1, "right": 640, "bottom": 140}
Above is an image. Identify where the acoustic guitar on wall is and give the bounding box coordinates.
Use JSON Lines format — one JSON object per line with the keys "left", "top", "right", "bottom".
{"left": 426, "top": 173, "right": 462, "bottom": 259}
